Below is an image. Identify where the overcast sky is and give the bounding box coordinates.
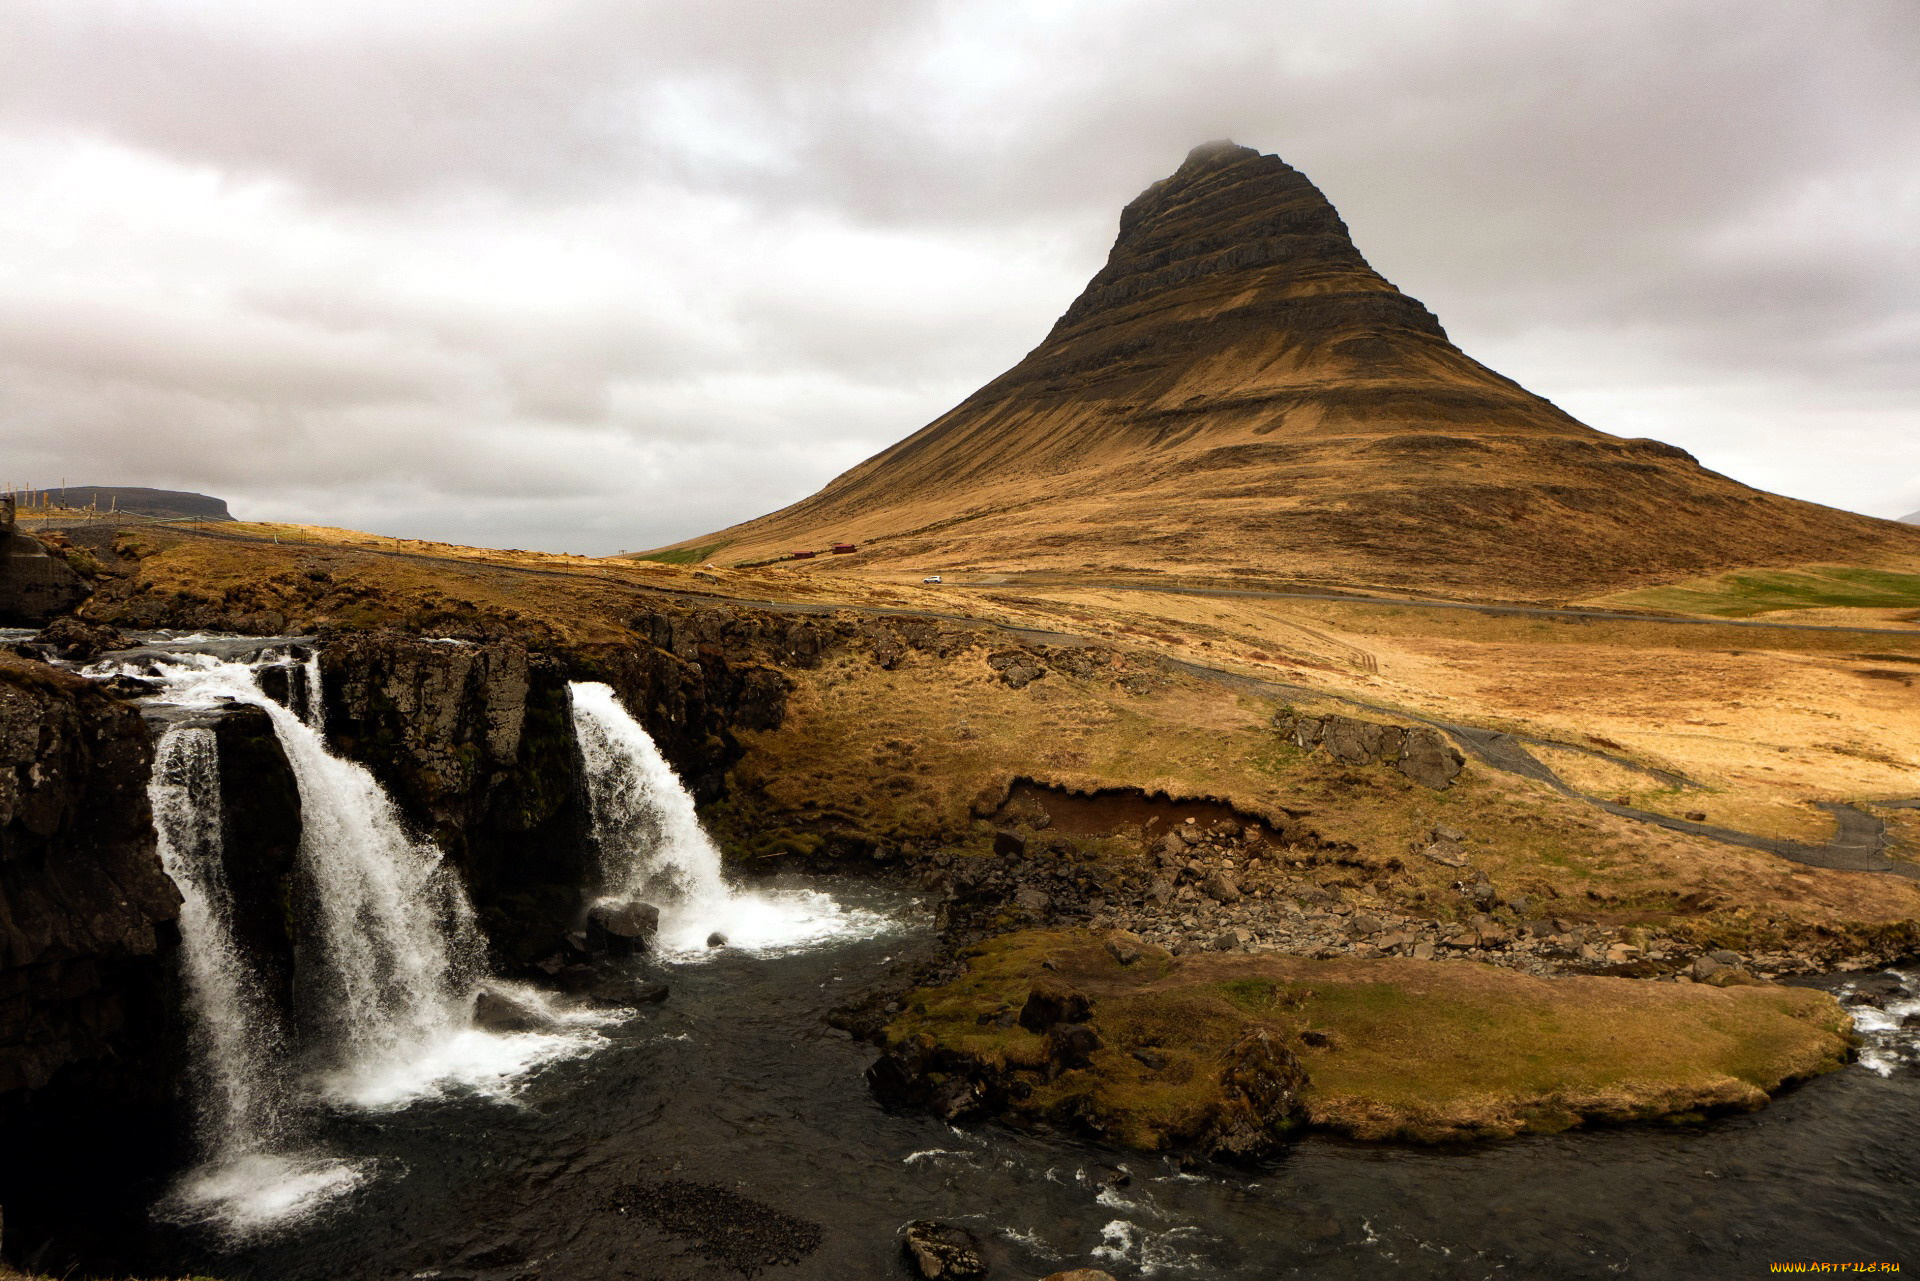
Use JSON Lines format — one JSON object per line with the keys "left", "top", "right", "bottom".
{"left": 4, "top": 0, "right": 1916, "bottom": 551}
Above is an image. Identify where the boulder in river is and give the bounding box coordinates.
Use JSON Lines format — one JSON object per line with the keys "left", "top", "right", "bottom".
{"left": 706, "top": 931, "right": 729, "bottom": 948}
{"left": 586, "top": 900, "right": 660, "bottom": 956}
{"left": 30, "top": 615, "right": 127, "bottom": 662}
{"left": 901, "top": 1220, "right": 988, "bottom": 1280}
{"left": 473, "top": 986, "right": 560, "bottom": 1034}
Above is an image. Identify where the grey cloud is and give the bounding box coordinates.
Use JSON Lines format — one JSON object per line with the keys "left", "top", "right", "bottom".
{"left": 2, "top": 0, "right": 1917, "bottom": 546}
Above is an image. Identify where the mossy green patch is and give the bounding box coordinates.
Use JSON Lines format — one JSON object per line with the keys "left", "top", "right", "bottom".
{"left": 631, "top": 541, "right": 730, "bottom": 566}
{"left": 879, "top": 929, "right": 1854, "bottom": 1148}
{"left": 1603, "top": 565, "right": 1920, "bottom": 618}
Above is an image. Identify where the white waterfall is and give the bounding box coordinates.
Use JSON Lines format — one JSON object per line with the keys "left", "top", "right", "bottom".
{"left": 301, "top": 646, "right": 325, "bottom": 731}
{"left": 149, "top": 719, "right": 368, "bottom": 1239}
{"left": 149, "top": 726, "right": 287, "bottom": 1159}
{"left": 138, "top": 651, "right": 602, "bottom": 1238}
{"left": 569, "top": 681, "right": 882, "bottom": 956}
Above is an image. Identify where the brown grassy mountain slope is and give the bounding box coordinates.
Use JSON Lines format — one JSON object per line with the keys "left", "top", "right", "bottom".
{"left": 652, "top": 141, "right": 1920, "bottom": 599}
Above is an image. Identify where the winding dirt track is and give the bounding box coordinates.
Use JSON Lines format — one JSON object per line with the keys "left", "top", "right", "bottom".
{"left": 149, "top": 525, "right": 1920, "bottom": 877}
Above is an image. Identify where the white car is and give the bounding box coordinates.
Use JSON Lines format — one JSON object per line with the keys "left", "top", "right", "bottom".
{"left": 922, "top": 575, "right": 943, "bottom": 584}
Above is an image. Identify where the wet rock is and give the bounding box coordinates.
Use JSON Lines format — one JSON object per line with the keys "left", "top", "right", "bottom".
{"left": 1043, "top": 1272, "right": 1120, "bottom": 1281}
{"left": 30, "top": 615, "right": 127, "bottom": 662}
{"left": 706, "top": 931, "right": 729, "bottom": 948}
{"left": 554, "top": 964, "right": 600, "bottom": 993}
{"left": 930, "top": 1074, "right": 985, "bottom": 1121}
{"left": 586, "top": 900, "right": 660, "bottom": 956}
{"left": 94, "top": 673, "right": 159, "bottom": 698}
{"left": 1019, "top": 979, "right": 1093, "bottom": 1032}
{"left": 472, "top": 986, "right": 557, "bottom": 1034}
{"left": 1201, "top": 1028, "right": 1309, "bottom": 1161}
{"left": 902, "top": 1220, "right": 989, "bottom": 1280}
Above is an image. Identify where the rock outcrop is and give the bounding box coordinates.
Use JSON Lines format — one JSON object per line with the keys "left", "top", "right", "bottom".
{"left": 1273, "top": 707, "right": 1464, "bottom": 789}
{"left": 313, "top": 624, "right": 792, "bottom": 964}
{"left": 0, "top": 498, "right": 89, "bottom": 626}
{"left": 0, "top": 653, "right": 180, "bottom": 1254}
{"left": 661, "top": 142, "right": 1920, "bottom": 598}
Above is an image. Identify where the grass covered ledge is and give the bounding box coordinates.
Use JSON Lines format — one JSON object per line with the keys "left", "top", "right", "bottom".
{"left": 870, "top": 929, "right": 1854, "bottom": 1153}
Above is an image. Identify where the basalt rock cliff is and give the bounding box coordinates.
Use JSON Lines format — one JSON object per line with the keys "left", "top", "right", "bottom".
{"left": 667, "top": 141, "right": 1920, "bottom": 598}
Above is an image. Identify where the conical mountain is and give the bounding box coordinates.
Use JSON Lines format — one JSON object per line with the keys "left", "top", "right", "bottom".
{"left": 657, "top": 142, "right": 1920, "bottom": 598}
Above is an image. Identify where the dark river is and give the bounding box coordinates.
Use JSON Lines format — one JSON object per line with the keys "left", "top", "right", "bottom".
{"left": 97, "top": 877, "right": 1910, "bottom": 1281}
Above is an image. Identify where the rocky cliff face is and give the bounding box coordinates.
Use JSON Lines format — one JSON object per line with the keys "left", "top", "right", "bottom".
{"left": 667, "top": 142, "right": 1920, "bottom": 598}
{"left": 0, "top": 653, "right": 181, "bottom": 1257}
{"left": 313, "top": 619, "right": 794, "bottom": 964}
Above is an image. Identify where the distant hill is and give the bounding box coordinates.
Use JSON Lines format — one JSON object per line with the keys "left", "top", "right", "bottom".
{"left": 654, "top": 141, "right": 1920, "bottom": 599}
{"left": 38, "top": 486, "right": 233, "bottom": 521}
{"left": 1902, "top": 510, "right": 1920, "bottom": 525}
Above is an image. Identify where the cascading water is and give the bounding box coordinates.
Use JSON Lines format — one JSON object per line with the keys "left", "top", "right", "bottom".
{"left": 148, "top": 719, "right": 367, "bottom": 1238}
{"left": 569, "top": 681, "right": 888, "bottom": 955}
{"left": 128, "top": 647, "right": 604, "bottom": 1238}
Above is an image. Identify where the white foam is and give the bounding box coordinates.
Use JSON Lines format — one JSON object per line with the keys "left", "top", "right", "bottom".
{"left": 158, "top": 1151, "right": 370, "bottom": 1242}
{"left": 1839, "top": 969, "right": 1920, "bottom": 1078}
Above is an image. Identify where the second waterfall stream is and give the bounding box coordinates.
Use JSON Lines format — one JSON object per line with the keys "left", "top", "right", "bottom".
{"left": 568, "top": 680, "right": 885, "bottom": 955}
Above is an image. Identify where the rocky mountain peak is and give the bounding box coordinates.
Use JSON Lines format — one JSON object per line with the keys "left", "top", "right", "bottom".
{"left": 658, "top": 142, "right": 1920, "bottom": 597}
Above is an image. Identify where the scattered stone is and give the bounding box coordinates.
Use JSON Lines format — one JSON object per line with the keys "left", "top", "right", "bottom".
{"left": 902, "top": 1220, "right": 989, "bottom": 1280}
{"left": 1043, "top": 1271, "right": 1120, "bottom": 1281}
{"left": 1104, "top": 932, "right": 1147, "bottom": 966}
{"left": 1132, "top": 1046, "right": 1170, "bottom": 1070}
{"left": 608, "top": 1179, "right": 822, "bottom": 1274}
{"left": 994, "top": 829, "right": 1028, "bottom": 857}
{"left": 1202, "top": 871, "right": 1242, "bottom": 904}
{"left": 1015, "top": 886, "right": 1052, "bottom": 915}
